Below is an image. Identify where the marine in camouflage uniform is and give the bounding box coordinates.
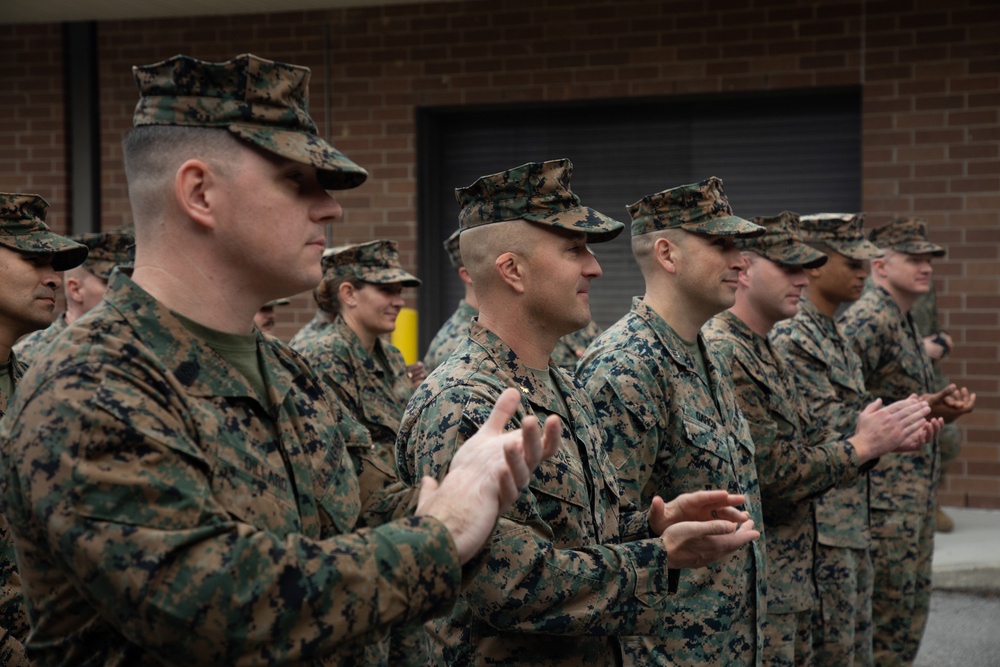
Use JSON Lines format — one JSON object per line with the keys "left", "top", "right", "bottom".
{"left": 291, "top": 239, "right": 427, "bottom": 667}
{"left": 14, "top": 226, "right": 135, "bottom": 367}
{"left": 910, "top": 284, "right": 962, "bottom": 532}
{"left": 838, "top": 218, "right": 949, "bottom": 666}
{"left": 703, "top": 211, "right": 931, "bottom": 667}
{"left": 398, "top": 160, "right": 756, "bottom": 667}
{"left": 0, "top": 192, "right": 89, "bottom": 667}
{"left": 0, "top": 54, "right": 548, "bottom": 666}
{"left": 423, "top": 227, "right": 477, "bottom": 372}
{"left": 426, "top": 227, "right": 605, "bottom": 372}
{"left": 769, "top": 212, "right": 884, "bottom": 666}
{"left": 577, "top": 177, "right": 767, "bottom": 667}
{"left": 551, "top": 319, "right": 602, "bottom": 369}
{"left": 423, "top": 298, "right": 477, "bottom": 371}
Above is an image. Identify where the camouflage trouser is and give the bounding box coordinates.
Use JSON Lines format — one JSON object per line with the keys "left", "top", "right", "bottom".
{"left": 939, "top": 422, "right": 961, "bottom": 465}
{"left": 0, "top": 629, "right": 28, "bottom": 667}
{"left": 763, "top": 609, "right": 813, "bottom": 667}
{"left": 870, "top": 506, "right": 934, "bottom": 666}
{"left": 812, "top": 544, "right": 874, "bottom": 667}
{"left": 387, "top": 622, "right": 430, "bottom": 667}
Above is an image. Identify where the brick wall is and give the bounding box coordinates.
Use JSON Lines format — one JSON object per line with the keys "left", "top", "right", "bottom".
{"left": 2, "top": 0, "right": 998, "bottom": 507}
{"left": 0, "top": 23, "right": 69, "bottom": 235}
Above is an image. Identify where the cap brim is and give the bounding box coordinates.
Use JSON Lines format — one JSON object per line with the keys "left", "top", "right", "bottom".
{"left": 682, "top": 214, "right": 766, "bottom": 238}
{"left": 1, "top": 233, "right": 89, "bottom": 271}
{"left": 893, "top": 242, "right": 946, "bottom": 257}
{"left": 828, "top": 238, "right": 884, "bottom": 261}
{"left": 525, "top": 206, "right": 625, "bottom": 243}
{"left": 231, "top": 125, "right": 368, "bottom": 190}
{"left": 759, "top": 241, "right": 828, "bottom": 269}
{"left": 361, "top": 268, "right": 421, "bottom": 287}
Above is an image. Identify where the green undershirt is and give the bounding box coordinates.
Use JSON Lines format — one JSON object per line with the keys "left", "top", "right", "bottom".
{"left": 174, "top": 313, "right": 268, "bottom": 401}
{"left": 0, "top": 359, "right": 14, "bottom": 409}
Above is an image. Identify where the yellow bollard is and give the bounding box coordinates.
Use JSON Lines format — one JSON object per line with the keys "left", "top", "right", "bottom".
{"left": 392, "top": 307, "right": 419, "bottom": 364}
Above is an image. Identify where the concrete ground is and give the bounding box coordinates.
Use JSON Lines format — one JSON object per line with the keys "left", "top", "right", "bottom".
{"left": 914, "top": 507, "right": 1000, "bottom": 667}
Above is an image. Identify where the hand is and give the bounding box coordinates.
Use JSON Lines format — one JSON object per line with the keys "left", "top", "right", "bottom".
{"left": 936, "top": 386, "right": 976, "bottom": 423}
{"left": 648, "top": 490, "right": 750, "bottom": 537}
{"left": 923, "top": 331, "right": 952, "bottom": 360}
{"left": 922, "top": 385, "right": 976, "bottom": 423}
{"left": 849, "top": 396, "right": 933, "bottom": 462}
{"left": 660, "top": 519, "right": 760, "bottom": 569}
{"left": 892, "top": 410, "right": 944, "bottom": 453}
{"left": 416, "top": 388, "right": 561, "bottom": 563}
{"left": 405, "top": 362, "right": 426, "bottom": 388}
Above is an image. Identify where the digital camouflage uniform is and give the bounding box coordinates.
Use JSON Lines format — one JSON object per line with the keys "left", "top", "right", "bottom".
{"left": 911, "top": 285, "right": 962, "bottom": 467}
{"left": 292, "top": 314, "right": 414, "bottom": 518}
{"left": 0, "top": 271, "right": 462, "bottom": 666}
{"left": 11, "top": 312, "right": 67, "bottom": 368}
{"left": 0, "top": 357, "right": 30, "bottom": 667}
{"left": 769, "top": 212, "right": 883, "bottom": 667}
{"left": 13, "top": 227, "right": 135, "bottom": 368}
{"left": 0, "top": 192, "right": 89, "bottom": 667}
{"left": 398, "top": 158, "right": 679, "bottom": 666}
{"left": 423, "top": 299, "right": 477, "bottom": 372}
{"left": 703, "top": 211, "right": 864, "bottom": 667}
{"left": 0, "top": 55, "right": 468, "bottom": 666}
{"left": 398, "top": 321, "right": 672, "bottom": 667}
{"left": 579, "top": 299, "right": 765, "bottom": 667}
{"left": 577, "top": 177, "right": 766, "bottom": 667}
{"left": 551, "top": 320, "right": 602, "bottom": 369}
{"left": 770, "top": 297, "right": 876, "bottom": 667}
{"left": 838, "top": 217, "right": 946, "bottom": 666}
{"left": 291, "top": 239, "right": 427, "bottom": 667}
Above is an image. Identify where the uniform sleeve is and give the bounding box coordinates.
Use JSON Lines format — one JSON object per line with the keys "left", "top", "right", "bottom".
{"left": 1, "top": 365, "right": 460, "bottom": 666}
{"left": 728, "top": 355, "right": 857, "bottom": 514}
{"left": 311, "top": 349, "right": 420, "bottom": 527}
{"left": 0, "top": 516, "right": 28, "bottom": 667}
{"left": 580, "top": 351, "right": 664, "bottom": 509}
{"left": 839, "top": 307, "right": 883, "bottom": 386}
{"left": 397, "top": 384, "right": 673, "bottom": 636}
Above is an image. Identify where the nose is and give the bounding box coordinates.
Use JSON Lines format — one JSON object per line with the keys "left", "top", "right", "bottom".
{"left": 314, "top": 192, "right": 343, "bottom": 226}
{"left": 729, "top": 249, "right": 748, "bottom": 271}
{"left": 790, "top": 268, "right": 809, "bottom": 287}
{"left": 584, "top": 250, "right": 603, "bottom": 279}
{"left": 42, "top": 269, "right": 61, "bottom": 291}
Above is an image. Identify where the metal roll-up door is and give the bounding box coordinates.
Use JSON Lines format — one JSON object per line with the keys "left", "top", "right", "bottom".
{"left": 417, "top": 89, "right": 860, "bottom": 354}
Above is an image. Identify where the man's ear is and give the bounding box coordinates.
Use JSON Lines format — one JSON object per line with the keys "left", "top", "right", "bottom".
{"left": 736, "top": 253, "right": 753, "bottom": 288}
{"left": 871, "top": 256, "right": 887, "bottom": 279}
{"left": 654, "top": 236, "right": 677, "bottom": 275}
{"left": 174, "top": 158, "right": 219, "bottom": 231}
{"left": 495, "top": 252, "right": 524, "bottom": 294}
{"left": 64, "top": 274, "right": 84, "bottom": 305}
{"left": 457, "top": 265, "right": 473, "bottom": 286}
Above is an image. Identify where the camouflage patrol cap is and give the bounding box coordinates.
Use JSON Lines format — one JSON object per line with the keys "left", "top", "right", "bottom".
{"left": 627, "top": 176, "right": 765, "bottom": 238}
{"left": 455, "top": 159, "right": 624, "bottom": 243}
{"left": 262, "top": 298, "right": 291, "bottom": 307}
{"left": 71, "top": 228, "right": 135, "bottom": 281}
{"left": 443, "top": 227, "right": 463, "bottom": 269}
{"left": 321, "top": 239, "right": 420, "bottom": 286}
{"left": 0, "top": 193, "right": 89, "bottom": 271}
{"left": 869, "top": 217, "right": 945, "bottom": 256}
{"left": 798, "top": 212, "right": 882, "bottom": 261}
{"left": 736, "top": 211, "right": 828, "bottom": 269}
{"left": 132, "top": 53, "right": 367, "bottom": 190}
